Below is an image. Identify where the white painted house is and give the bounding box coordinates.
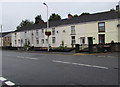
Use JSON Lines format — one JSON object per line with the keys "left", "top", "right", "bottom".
{"left": 11, "top": 10, "right": 120, "bottom": 48}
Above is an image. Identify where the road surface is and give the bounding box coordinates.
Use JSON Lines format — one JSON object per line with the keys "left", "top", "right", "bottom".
{"left": 0, "top": 50, "right": 119, "bottom": 86}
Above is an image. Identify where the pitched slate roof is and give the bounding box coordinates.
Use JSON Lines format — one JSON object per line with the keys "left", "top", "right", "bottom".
{"left": 15, "top": 10, "right": 119, "bottom": 32}
{"left": 0, "top": 31, "right": 13, "bottom": 37}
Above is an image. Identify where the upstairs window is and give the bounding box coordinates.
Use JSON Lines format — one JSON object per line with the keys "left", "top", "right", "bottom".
{"left": 71, "top": 26, "right": 75, "bottom": 35}
{"left": 15, "top": 40, "right": 17, "bottom": 44}
{"left": 98, "top": 22, "right": 105, "bottom": 32}
{"left": 25, "top": 39, "right": 28, "bottom": 44}
{"left": 8, "top": 37, "right": 9, "bottom": 40}
{"left": 36, "top": 30, "right": 39, "bottom": 36}
{"left": 15, "top": 33, "right": 16, "bottom": 38}
{"left": 52, "top": 28, "right": 55, "bottom": 35}
{"left": 36, "top": 38, "right": 39, "bottom": 44}
{"left": 42, "top": 29, "right": 44, "bottom": 33}
{"left": 25, "top": 32, "right": 27, "bottom": 37}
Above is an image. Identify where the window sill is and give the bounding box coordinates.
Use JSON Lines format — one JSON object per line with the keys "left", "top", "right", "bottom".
{"left": 98, "top": 31, "right": 105, "bottom": 33}
{"left": 70, "top": 34, "right": 76, "bottom": 35}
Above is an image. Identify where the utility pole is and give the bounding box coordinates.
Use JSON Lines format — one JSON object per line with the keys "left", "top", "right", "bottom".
{"left": 1, "top": 25, "right": 2, "bottom": 47}
{"left": 43, "top": 3, "right": 50, "bottom": 52}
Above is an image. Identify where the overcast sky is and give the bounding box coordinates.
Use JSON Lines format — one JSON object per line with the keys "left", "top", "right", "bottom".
{"left": 0, "top": 0, "right": 120, "bottom": 32}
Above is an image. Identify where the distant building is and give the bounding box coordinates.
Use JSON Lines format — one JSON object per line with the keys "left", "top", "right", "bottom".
{"left": 11, "top": 10, "right": 119, "bottom": 48}
{"left": 0, "top": 32, "right": 12, "bottom": 47}
{"left": 0, "top": 34, "right": 3, "bottom": 47}
{"left": 3, "top": 33, "right": 12, "bottom": 47}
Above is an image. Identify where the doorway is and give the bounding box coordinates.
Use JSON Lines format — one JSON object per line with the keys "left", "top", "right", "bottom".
{"left": 88, "top": 37, "right": 93, "bottom": 52}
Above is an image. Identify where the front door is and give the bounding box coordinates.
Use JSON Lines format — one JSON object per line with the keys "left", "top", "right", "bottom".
{"left": 88, "top": 37, "right": 93, "bottom": 52}
{"left": 88, "top": 37, "right": 93, "bottom": 45}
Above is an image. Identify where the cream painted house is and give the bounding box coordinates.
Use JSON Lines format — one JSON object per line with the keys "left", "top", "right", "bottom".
{"left": 0, "top": 32, "right": 12, "bottom": 47}
{"left": 11, "top": 10, "right": 119, "bottom": 48}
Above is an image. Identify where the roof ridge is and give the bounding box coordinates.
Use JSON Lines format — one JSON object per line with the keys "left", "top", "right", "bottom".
{"left": 14, "top": 10, "right": 118, "bottom": 32}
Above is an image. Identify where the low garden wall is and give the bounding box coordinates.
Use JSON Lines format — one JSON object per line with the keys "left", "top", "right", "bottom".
{"left": 90, "top": 43, "right": 120, "bottom": 53}
{"left": 75, "top": 42, "right": 120, "bottom": 53}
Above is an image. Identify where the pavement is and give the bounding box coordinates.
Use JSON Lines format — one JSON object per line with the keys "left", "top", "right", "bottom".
{"left": 0, "top": 50, "right": 119, "bottom": 86}
{"left": 2, "top": 49, "right": 118, "bottom": 55}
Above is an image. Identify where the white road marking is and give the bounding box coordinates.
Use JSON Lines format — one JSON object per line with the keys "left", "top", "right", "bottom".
{"left": 52, "top": 60, "right": 109, "bottom": 70}
{"left": 53, "top": 60, "right": 62, "bottom": 63}
{"left": 0, "top": 77, "right": 15, "bottom": 86}
{"left": 72, "top": 63, "right": 92, "bottom": 67}
{"left": 16, "top": 56, "right": 38, "bottom": 60}
{"left": 5, "top": 81, "right": 15, "bottom": 86}
{"left": 0, "top": 77, "right": 7, "bottom": 81}
{"left": 61, "top": 61, "right": 71, "bottom": 64}
{"left": 25, "top": 57, "right": 38, "bottom": 60}
{"left": 92, "top": 65, "right": 109, "bottom": 69}
{"left": 16, "top": 56, "right": 24, "bottom": 58}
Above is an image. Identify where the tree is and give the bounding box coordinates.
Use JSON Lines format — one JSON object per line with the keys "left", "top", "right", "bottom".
{"left": 49, "top": 13, "right": 61, "bottom": 21}
{"left": 80, "top": 12, "right": 90, "bottom": 16}
{"left": 73, "top": 14, "right": 79, "bottom": 17}
{"left": 110, "top": 8, "right": 115, "bottom": 11}
{"left": 17, "top": 19, "right": 34, "bottom": 30}
{"left": 35, "top": 15, "right": 44, "bottom": 24}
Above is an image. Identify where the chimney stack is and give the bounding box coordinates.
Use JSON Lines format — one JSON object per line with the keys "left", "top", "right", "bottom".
{"left": 116, "top": 5, "right": 119, "bottom": 12}
{"left": 38, "top": 20, "right": 44, "bottom": 24}
{"left": 68, "top": 14, "right": 73, "bottom": 19}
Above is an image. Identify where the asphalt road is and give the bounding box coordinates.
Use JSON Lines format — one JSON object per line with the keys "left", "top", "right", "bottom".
{"left": 0, "top": 50, "right": 119, "bottom": 86}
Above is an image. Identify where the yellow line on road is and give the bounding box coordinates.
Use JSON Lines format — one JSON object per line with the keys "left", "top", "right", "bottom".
{"left": 74, "top": 53, "right": 110, "bottom": 56}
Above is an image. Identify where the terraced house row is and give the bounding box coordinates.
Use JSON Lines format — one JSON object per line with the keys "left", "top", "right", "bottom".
{"left": 1, "top": 5, "right": 120, "bottom": 49}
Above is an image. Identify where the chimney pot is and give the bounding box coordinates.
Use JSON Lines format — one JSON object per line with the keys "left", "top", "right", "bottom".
{"left": 68, "top": 14, "right": 73, "bottom": 19}
{"left": 116, "top": 5, "right": 119, "bottom": 12}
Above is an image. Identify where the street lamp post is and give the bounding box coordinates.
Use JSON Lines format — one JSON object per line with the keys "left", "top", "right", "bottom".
{"left": 43, "top": 3, "right": 50, "bottom": 52}
{"left": 0, "top": 25, "right": 2, "bottom": 47}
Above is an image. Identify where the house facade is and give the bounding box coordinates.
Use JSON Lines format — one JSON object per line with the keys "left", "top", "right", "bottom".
{"left": 11, "top": 10, "right": 120, "bottom": 48}
{"left": 3, "top": 33, "right": 12, "bottom": 47}
{"left": 0, "top": 32, "right": 12, "bottom": 47}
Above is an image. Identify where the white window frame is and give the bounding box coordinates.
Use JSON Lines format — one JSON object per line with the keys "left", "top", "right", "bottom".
{"left": 52, "top": 28, "right": 55, "bottom": 35}
{"left": 24, "top": 32, "right": 27, "bottom": 37}
{"left": 15, "top": 40, "right": 17, "bottom": 44}
{"left": 41, "top": 39, "right": 44, "bottom": 44}
{"left": 42, "top": 29, "right": 44, "bottom": 33}
{"left": 71, "top": 26, "right": 75, "bottom": 35}
{"left": 36, "top": 38, "right": 39, "bottom": 44}
{"left": 52, "top": 37, "right": 56, "bottom": 44}
{"left": 71, "top": 36, "right": 76, "bottom": 44}
{"left": 98, "top": 22, "right": 105, "bottom": 32}
{"left": 80, "top": 37, "right": 85, "bottom": 44}
{"left": 36, "top": 30, "right": 39, "bottom": 36}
